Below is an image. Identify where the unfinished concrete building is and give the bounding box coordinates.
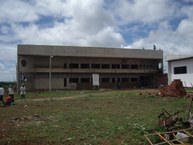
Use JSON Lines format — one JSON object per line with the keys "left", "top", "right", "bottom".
{"left": 17, "top": 45, "right": 163, "bottom": 91}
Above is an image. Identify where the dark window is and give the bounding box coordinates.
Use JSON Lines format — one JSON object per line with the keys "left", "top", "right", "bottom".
{"left": 70, "top": 78, "right": 79, "bottom": 83}
{"left": 101, "top": 64, "right": 110, "bottom": 69}
{"left": 91, "top": 64, "right": 100, "bottom": 68}
{"left": 131, "top": 78, "right": 138, "bottom": 82}
{"left": 143, "top": 65, "right": 146, "bottom": 68}
{"left": 122, "top": 78, "right": 129, "bottom": 83}
{"left": 80, "top": 64, "right": 90, "bottom": 69}
{"left": 174, "top": 66, "right": 187, "bottom": 74}
{"left": 21, "top": 59, "right": 27, "bottom": 67}
{"left": 122, "top": 64, "right": 130, "bottom": 69}
{"left": 64, "top": 64, "right": 67, "bottom": 68}
{"left": 70, "top": 63, "right": 79, "bottom": 68}
{"left": 64, "top": 78, "right": 67, "bottom": 87}
{"left": 131, "top": 64, "right": 138, "bottom": 69}
{"left": 81, "top": 78, "right": 90, "bottom": 83}
{"left": 112, "top": 64, "right": 120, "bottom": 69}
{"left": 101, "top": 78, "right": 110, "bottom": 83}
{"left": 112, "top": 78, "right": 116, "bottom": 83}
{"left": 112, "top": 78, "right": 120, "bottom": 83}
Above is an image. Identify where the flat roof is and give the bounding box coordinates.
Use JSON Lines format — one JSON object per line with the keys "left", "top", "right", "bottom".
{"left": 18, "top": 44, "right": 163, "bottom": 59}
{"left": 167, "top": 55, "right": 193, "bottom": 62}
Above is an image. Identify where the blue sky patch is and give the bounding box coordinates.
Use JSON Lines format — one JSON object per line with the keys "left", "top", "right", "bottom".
{"left": 35, "top": 15, "right": 56, "bottom": 28}
{"left": 169, "top": 16, "right": 187, "bottom": 31}
{"left": 119, "top": 22, "right": 158, "bottom": 43}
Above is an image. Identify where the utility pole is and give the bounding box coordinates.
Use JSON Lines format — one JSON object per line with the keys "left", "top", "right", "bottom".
{"left": 49, "top": 48, "right": 53, "bottom": 91}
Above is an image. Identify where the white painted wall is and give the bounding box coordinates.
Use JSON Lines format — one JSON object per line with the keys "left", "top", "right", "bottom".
{"left": 169, "top": 58, "right": 193, "bottom": 87}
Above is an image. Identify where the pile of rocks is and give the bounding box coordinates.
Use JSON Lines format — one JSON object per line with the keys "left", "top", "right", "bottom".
{"left": 159, "top": 79, "right": 187, "bottom": 97}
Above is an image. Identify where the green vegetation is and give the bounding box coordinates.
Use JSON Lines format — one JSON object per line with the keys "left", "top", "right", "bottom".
{"left": 0, "top": 90, "right": 192, "bottom": 145}
{"left": 186, "top": 87, "right": 193, "bottom": 93}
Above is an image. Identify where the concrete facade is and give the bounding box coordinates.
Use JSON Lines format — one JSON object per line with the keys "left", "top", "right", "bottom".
{"left": 17, "top": 44, "right": 163, "bottom": 90}
{"left": 168, "top": 55, "right": 193, "bottom": 87}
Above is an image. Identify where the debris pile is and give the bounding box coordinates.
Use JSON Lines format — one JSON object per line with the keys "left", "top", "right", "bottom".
{"left": 145, "top": 95, "right": 193, "bottom": 144}
{"left": 159, "top": 79, "right": 187, "bottom": 97}
{"left": 158, "top": 108, "right": 191, "bottom": 131}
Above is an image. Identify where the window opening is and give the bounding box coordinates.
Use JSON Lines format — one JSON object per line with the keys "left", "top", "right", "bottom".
{"left": 70, "top": 78, "right": 79, "bottom": 83}
{"left": 80, "top": 64, "right": 90, "bottom": 69}
{"left": 174, "top": 66, "right": 187, "bottom": 74}
{"left": 69, "top": 63, "right": 79, "bottom": 68}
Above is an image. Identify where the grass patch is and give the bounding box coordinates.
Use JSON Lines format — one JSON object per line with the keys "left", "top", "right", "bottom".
{"left": 0, "top": 89, "right": 192, "bottom": 145}
{"left": 186, "top": 87, "right": 193, "bottom": 93}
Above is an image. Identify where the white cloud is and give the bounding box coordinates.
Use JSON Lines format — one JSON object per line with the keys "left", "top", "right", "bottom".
{"left": 12, "top": 23, "right": 124, "bottom": 47}
{"left": 0, "top": 62, "right": 5, "bottom": 71}
{"left": 0, "top": 62, "right": 16, "bottom": 82}
{"left": 124, "top": 1, "right": 193, "bottom": 56}
{"left": 0, "top": 44, "right": 17, "bottom": 62}
{"left": 177, "top": 19, "right": 193, "bottom": 36}
{"left": 0, "top": 0, "right": 38, "bottom": 23}
{"left": 126, "top": 18, "right": 193, "bottom": 56}
{"left": 93, "top": 27, "right": 124, "bottom": 47}
{"left": 112, "top": 0, "right": 175, "bottom": 24}
{"left": 10, "top": 0, "right": 123, "bottom": 47}
{"left": 35, "top": 0, "right": 67, "bottom": 17}
{"left": 0, "top": 43, "right": 17, "bottom": 81}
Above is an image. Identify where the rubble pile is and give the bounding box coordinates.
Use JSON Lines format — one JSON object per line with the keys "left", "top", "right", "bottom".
{"left": 160, "top": 79, "right": 187, "bottom": 97}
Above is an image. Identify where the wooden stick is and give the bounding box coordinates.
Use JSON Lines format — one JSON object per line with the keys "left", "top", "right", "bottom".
{"left": 144, "top": 135, "right": 154, "bottom": 145}
{"left": 155, "top": 132, "right": 173, "bottom": 145}
{"left": 183, "top": 130, "right": 193, "bottom": 138}
{"left": 145, "top": 128, "right": 193, "bottom": 145}
{"left": 162, "top": 108, "right": 171, "bottom": 116}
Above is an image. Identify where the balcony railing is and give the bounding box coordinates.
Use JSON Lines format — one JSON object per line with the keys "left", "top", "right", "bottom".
{"left": 33, "top": 67, "right": 159, "bottom": 74}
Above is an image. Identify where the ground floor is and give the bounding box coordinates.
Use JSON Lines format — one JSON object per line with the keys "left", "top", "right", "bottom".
{"left": 18, "top": 72, "right": 161, "bottom": 91}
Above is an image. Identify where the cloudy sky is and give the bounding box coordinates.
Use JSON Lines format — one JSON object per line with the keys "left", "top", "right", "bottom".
{"left": 0, "top": 0, "right": 193, "bottom": 81}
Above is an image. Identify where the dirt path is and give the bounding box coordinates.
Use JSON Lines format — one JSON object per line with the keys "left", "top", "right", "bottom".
{"left": 16, "top": 90, "right": 116, "bottom": 103}
{"left": 16, "top": 89, "right": 159, "bottom": 103}
{"left": 32, "top": 95, "right": 87, "bottom": 101}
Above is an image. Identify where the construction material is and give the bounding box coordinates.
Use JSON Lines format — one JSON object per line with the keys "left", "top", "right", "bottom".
{"left": 159, "top": 80, "right": 187, "bottom": 97}
{"left": 144, "top": 128, "right": 193, "bottom": 145}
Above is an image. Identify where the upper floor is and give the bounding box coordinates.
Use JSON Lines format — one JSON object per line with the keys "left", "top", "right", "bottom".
{"left": 18, "top": 55, "right": 162, "bottom": 74}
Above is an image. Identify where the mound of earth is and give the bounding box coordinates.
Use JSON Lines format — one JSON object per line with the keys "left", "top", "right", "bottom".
{"left": 159, "top": 79, "right": 187, "bottom": 97}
